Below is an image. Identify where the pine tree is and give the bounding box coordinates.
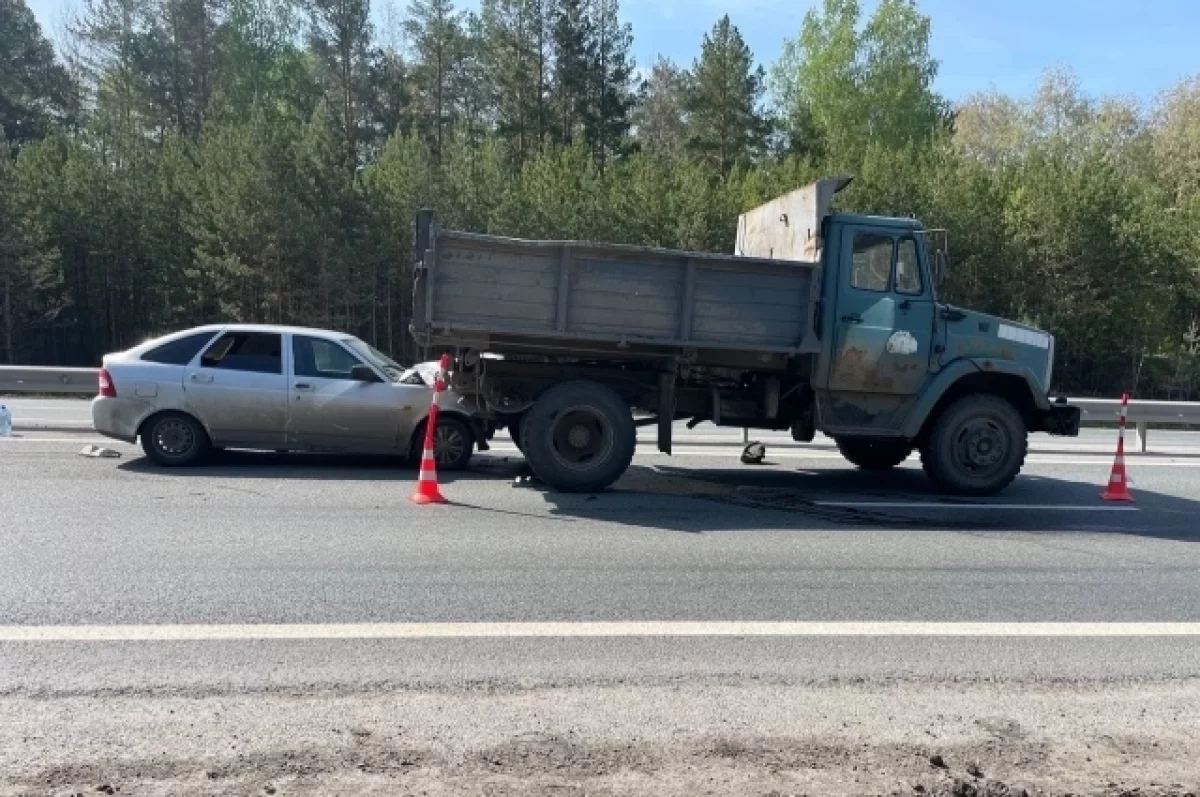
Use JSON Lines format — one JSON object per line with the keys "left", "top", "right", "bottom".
{"left": 0, "top": 0, "right": 76, "bottom": 145}
{"left": 684, "top": 15, "right": 766, "bottom": 174}
{"left": 633, "top": 56, "right": 687, "bottom": 157}
{"left": 405, "top": 0, "right": 463, "bottom": 163}
{"left": 581, "top": 0, "right": 634, "bottom": 171}
{"left": 481, "top": 0, "right": 551, "bottom": 166}
{"left": 550, "top": 0, "right": 587, "bottom": 144}
{"left": 307, "top": 0, "right": 374, "bottom": 169}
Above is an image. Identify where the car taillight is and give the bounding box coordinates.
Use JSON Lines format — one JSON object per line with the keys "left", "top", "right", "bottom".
{"left": 98, "top": 368, "right": 117, "bottom": 398}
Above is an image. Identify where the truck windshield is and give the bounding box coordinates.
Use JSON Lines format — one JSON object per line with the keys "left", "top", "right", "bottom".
{"left": 343, "top": 338, "right": 405, "bottom": 382}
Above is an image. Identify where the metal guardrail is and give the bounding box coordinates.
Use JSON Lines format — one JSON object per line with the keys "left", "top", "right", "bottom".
{"left": 3, "top": 365, "right": 1200, "bottom": 450}
{"left": 0, "top": 366, "right": 100, "bottom": 395}
{"left": 1069, "top": 398, "right": 1200, "bottom": 452}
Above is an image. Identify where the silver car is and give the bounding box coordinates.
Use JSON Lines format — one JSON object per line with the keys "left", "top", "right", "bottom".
{"left": 92, "top": 324, "right": 479, "bottom": 468}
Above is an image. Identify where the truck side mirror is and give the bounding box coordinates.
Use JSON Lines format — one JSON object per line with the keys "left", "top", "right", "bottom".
{"left": 934, "top": 251, "right": 948, "bottom": 289}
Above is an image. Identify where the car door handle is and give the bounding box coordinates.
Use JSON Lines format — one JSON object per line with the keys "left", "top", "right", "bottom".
{"left": 294, "top": 383, "right": 313, "bottom": 391}
{"left": 841, "top": 314, "right": 863, "bottom": 324}
{"left": 190, "top": 373, "right": 213, "bottom": 384}
{"left": 898, "top": 299, "right": 912, "bottom": 311}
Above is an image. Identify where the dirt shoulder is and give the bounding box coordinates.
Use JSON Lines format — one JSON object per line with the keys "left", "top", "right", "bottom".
{"left": 3, "top": 680, "right": 1199, "bottom": 796}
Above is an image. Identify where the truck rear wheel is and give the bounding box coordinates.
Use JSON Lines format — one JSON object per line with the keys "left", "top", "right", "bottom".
{"left": 921, "top": 394, "right": 1027, "bottom": 496}
{"left": 836, "top": 438, "right": 912, "bottom": 471}
{"left": 521, "top": 381, "right": 635, "bottom": 492}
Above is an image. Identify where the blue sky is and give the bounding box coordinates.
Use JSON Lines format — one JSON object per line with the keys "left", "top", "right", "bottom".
{"left": 26, "top": 0, "right": 1200, "bottom": 104}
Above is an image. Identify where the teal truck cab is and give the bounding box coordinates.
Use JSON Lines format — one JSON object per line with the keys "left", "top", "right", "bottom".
{"left": 412, "top": 176, "right": 1081, "bottom": 495}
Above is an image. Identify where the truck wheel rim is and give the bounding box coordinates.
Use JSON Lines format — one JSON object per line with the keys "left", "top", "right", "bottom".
{"left": 434, "top": 425, "right": 466, "bottom": 466}
{"left": 954, "top": 419, "right": 1006, "bottom": 472}
{"left": 155, "top": 419, "right": 194, "bottom": 457}
{"left": 550, "top": 407, "right": 613, "bottom": 471}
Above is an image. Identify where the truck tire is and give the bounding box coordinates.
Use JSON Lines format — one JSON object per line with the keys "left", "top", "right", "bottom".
{"left": 836, "top": 438, "right": 912, "bottom": 471}
{"left": 521, "top": 381, "right": 635, "bottom": 492}
{"left": 920, "top": 394, "right": 1027, "bottom": 496}
{"left": 503, "top": 413, "right": 524, "bottom": 453}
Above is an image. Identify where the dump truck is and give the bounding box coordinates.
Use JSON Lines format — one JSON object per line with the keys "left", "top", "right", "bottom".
{"left": 411, "top": 176, "right": 1081, "bottom": 495}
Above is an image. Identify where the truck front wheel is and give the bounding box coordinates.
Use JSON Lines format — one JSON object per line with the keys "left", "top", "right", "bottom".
{"left": 836, "top": 438, "right": 912, "bottom": 471}
{"left": 921, "top": 394, "right": 1027, "bottom": 495}
{"left": 521, "top": 381, "right": 636, "bottom": 492}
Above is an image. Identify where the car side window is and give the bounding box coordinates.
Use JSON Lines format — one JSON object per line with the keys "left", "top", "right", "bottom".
{"left": 895, "top": 238, "right": 923, "bottom": 295}
{"left": 200, "top": 332, "right": 283, "bottom": 374}
{"left": 851, "top": 234, "right": 893, "bottom": 292}
{"left": 293, "top": 335, "right": 365, "bottom": 380}
{"left": 141, "top": 332, "right": 217, "bottom": 365}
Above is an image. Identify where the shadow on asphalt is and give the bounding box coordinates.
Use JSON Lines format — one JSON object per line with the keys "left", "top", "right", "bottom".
{"left": 115, "top": 448, "right": 1200, "bottom": 541}
{"left": 532, "top": 462, "right": 1200, "bottom": 542}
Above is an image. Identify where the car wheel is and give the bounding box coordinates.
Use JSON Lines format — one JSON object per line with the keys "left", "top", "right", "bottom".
{"left": 140, "top": 412, "right": 211, "bottom": 466}
{"left": 411, "top": 416, "right": 474, "bottom": 471}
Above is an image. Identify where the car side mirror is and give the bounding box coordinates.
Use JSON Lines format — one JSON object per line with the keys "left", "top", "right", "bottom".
{"left": 351, "top": 364, "right": 380, "bottom": 382}
{"left": 934, "top": 250, "right": 948, "bottom": 289}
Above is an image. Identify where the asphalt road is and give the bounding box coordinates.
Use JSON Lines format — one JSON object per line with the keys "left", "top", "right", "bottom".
{"left": 2, "top": 406, "right": 1200, "bottom": 795}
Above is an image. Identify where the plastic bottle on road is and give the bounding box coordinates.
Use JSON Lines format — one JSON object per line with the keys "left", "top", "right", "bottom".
{"left": 0, "top": 403, "right": 11, "bottom": 437}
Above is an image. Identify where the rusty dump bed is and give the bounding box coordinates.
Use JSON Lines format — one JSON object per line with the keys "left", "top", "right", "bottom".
{"left": 411, "top": 228, "right": 823, "bottom": 365}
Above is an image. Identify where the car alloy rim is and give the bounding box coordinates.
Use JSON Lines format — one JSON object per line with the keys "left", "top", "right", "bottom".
{"left": 155, "top": 419, "right": 195, "bottom": 457}
{"left": 433, "top": 424, "right": 466, "bottom": 466}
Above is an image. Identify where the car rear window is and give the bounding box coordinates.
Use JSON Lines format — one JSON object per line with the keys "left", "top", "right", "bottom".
{"left": 141, "top": 332, "right": 218, "bottom": 365}
{"left": 200, "top": 332, "right": 283, "bottom": 374}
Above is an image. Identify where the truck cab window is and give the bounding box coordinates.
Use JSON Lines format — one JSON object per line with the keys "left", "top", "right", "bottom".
{"left": 895, "top": 238, "right": 923, "bottom": 295}
{"left": 851, "top": 234, "right": 893, "bottom": 292}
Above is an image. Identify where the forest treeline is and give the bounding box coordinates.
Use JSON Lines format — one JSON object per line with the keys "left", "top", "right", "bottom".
{"left": 3, "top": 0, "right": 1200, "bottom": 396}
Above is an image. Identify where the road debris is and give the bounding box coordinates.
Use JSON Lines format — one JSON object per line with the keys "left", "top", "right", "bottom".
{"left": 740, "top": 441, "right": 766, "bottom": 464}
{"left": 79, "top": 445, "right": 121, "bottom": 458}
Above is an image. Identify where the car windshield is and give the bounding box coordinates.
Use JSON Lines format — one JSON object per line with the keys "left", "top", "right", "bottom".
{"left": 342, "top": 338, "right": 405, "bottom": 382}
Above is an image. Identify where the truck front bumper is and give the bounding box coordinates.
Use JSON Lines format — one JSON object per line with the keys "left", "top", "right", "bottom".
{"left": 1039, "top": 403, "right": 1082, "bottom": 437}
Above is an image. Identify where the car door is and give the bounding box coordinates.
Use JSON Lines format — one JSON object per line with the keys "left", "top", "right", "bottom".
{"left": 825, "top": 229, "right": 936, "bottom": 430}
{"left": 287, "top": 334, "right": 403, "bottom": 453}
{"left": 183, "top": 330, "right": 288, "bottom": 447}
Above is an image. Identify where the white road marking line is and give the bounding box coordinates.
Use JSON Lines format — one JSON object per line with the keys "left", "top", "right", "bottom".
{"left": 813, "top": 501, "right": 1138, "bottom": 512}
{"left": 0, "top": 437, "right": 114, "bottom": 443}
{"left": 3, "top": 622, "right": 1199, "bottom": 642}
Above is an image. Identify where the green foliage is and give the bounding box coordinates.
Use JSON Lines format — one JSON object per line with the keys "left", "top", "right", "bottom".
{"left": 4, "top": 0, "right": 1200, "bottom": 397}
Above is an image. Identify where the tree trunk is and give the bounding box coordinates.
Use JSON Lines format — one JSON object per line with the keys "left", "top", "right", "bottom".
{"left": 3, "top": 272, "right": 13, "bottom": 364}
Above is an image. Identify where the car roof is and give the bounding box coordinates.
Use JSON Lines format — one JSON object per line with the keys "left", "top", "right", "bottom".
{"left": 167, "top": 323, "right": 355, "bottom": 339}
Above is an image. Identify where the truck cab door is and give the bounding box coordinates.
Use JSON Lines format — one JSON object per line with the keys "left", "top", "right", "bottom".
{"left": 822, "top": 228, "right": 936, "bottom": 433}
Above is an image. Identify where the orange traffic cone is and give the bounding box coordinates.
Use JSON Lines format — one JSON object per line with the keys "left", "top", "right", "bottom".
{"left": 1100, "top": 393, "right": 1134, "bottom": 502}
{"left": 1100, "top": 434, "right": 1133, "bottom": 502}
{"left": 411, "top": 355, "right": 452, "bottom": 505}
{"left": 411, "top": 412, "right": 447, "bottom": 504}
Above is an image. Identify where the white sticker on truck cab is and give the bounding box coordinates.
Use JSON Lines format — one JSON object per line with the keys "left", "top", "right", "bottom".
{"left": 886, "top": 330, "right": 920, "bottom": 355}
{"left": 998, "top": 324, "right": 1050, "bottom": 349}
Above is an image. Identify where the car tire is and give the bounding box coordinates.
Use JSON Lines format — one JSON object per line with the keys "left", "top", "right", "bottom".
{"left": 521, "top": 381, "right": 635, "bottom": 492}
{"left": 920, "top": 394, "right": 1027, "bottom": 496}
{"left": 835, "top": 438, "right": 912, "bottom": 470}
{"left": 411, "top": 415, "right": 474, "bottom": 471}
{"left": 140, "top": 412, "right": 211, "bottom": 466}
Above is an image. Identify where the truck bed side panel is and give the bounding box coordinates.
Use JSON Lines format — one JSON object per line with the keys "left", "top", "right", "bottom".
{"left": 416, "top": 231, "right": 822, "bottom": 358}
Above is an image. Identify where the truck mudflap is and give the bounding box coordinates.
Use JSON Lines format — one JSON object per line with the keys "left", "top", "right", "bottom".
{"left": 1039, "top": 402, "right": 1081, "bottom": 436}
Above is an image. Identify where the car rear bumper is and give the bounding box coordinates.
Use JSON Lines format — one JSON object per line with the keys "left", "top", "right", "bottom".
{"left": 91, "top": 396, "right": 150, "bottom": 442}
